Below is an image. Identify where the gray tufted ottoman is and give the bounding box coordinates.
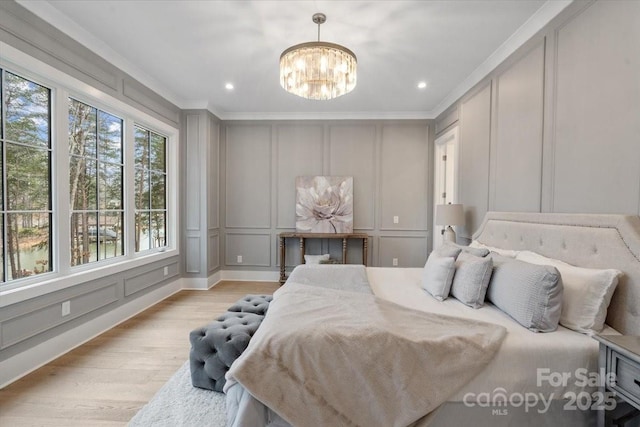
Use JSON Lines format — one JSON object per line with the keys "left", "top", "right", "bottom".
{"left": 227, "top": 294, "right": 272, "bottom": 315}
{"left": 189, "top": 294, "right": 272, "bottom": 392}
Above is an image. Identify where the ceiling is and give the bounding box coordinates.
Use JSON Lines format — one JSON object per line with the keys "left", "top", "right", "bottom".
{"left": 18, "top": 1, "right": 570, "bottom": 120}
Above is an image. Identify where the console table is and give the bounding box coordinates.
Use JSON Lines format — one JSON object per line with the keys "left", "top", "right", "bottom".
{"left": 279, "top": 232, "right": 369, "bottom": 284}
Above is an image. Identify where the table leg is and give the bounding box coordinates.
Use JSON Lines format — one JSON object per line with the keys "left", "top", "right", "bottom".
{"left": 279, "top": 236, "right": 286, "bottom": 285}
{"left": 342, "top": 238, "right": 347, "bottom": 264}
{"left": 363, "top": 237, "right": 368, "bottom": 266}
{"left": 300, "top": 237, "right": 305, "bottom": 264}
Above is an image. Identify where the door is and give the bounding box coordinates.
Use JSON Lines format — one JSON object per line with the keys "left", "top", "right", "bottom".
{"left": 433, "top": 126, "right": 459, "bottom": 251}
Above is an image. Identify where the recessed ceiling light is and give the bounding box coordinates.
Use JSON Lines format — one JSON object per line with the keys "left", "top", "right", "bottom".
{"left": 417, "top": 81, "right": 427, "bottom": 89}
{"left": 225, "top": 83, "right": 234, "bottom": 90}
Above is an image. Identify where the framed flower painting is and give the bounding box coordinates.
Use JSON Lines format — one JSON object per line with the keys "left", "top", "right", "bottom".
{"left": 295, "top": 176, "right": 353, "bottom": 233}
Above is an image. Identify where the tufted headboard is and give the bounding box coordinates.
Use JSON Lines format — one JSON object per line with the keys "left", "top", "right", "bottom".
{"left": 473, "top": 212, "right": 640, "bottom": 335}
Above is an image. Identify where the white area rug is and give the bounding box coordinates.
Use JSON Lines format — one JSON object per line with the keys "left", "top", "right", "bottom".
{"left": 129, "top": 361, "right": 226, "bottom": 427}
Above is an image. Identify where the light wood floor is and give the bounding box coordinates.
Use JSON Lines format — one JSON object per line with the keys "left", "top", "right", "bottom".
{"left": 0, "top": 281, "right": 280, "bottom": 426}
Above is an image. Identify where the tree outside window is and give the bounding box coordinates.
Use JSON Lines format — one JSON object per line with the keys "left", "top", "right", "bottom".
{"left": 1, "top": 70, "right": 52, "bottom": 282}
{"left": 1, "top": 66, "right": 172, "bottom": 289}
{"left": 68, "top": 98, "right": 123, "bottom": 266}
{"left": 134, "top": 126, "right": 166, "bottom": 252}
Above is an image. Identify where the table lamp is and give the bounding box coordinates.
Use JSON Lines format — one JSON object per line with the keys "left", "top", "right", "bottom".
{"left": 435, "top": 203, "right": 464, "bottom": 243}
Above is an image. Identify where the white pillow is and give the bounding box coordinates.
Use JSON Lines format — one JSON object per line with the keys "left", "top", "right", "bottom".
{"left": 304, "top": 254, "right": 330, "bottom": 264}
{"left": 469, "top": 240, "right": 520, "bottom": 258}
{"left": 515, "top": 251, "right": 622, "bottom": 334}
{"left": 422, "top": 254, "right": 457, "bottom": 301}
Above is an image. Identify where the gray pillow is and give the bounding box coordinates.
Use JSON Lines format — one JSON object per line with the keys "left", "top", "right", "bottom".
{"left": 443, "top": 241, "right": 490, "bottom": 258}
{"left": 487, "top": 254, "right": 563, "bottom": 332}
{"left": 422, "top": 253, "right": 457, "bottom": 301}
{"left": 450, "top": 252, "right": 493, "bottom": 308}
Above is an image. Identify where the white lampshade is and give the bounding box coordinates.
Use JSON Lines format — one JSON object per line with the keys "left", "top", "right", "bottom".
{"left": 435, "top": 204, "right": 464, "bottom": 226}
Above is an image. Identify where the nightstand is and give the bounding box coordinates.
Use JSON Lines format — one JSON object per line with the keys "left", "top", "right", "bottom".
{"left": 594, "top": 335, "right": 640, "bottom": 427}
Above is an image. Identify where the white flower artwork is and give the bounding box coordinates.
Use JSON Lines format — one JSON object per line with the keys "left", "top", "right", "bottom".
{"left": 295, "top": 176, "right": 353, "bottom": 233}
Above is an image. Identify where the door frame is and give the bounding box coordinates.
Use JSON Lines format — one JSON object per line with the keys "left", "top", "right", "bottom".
{"left": 433, "top": 126, "right": 459, "bottom": 251}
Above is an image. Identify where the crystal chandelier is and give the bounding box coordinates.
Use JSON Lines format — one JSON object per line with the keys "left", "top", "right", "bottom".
{"left": 280, "top": 13, "right": 357, "bottom": 100}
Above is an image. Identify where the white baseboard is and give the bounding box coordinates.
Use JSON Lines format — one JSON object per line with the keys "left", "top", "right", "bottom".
{"left": 220, "top": 270, "right": 280, "bottom": 282}
{"left": 184, "top": 270, "right": 278, "bottom": 286}
{"left": 182, "top": 271, "right": 221, "bottom": 290}
{"left": 0, "top": 278, "right": 183, "bottom": 389}
{"left": 208, "top": 271, "right": 222, "bottom": 287}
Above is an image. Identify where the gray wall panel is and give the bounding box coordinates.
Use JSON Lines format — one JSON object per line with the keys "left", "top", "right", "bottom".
{"left": 1, "top": 281, "right": 118, "bottom": 349}
{"left": 0, "top": 255, "right": 180, "bottom": 361}
{"left": 185, "top": 234, "right": 201, "bottom": 273}
{"left": 328, "top": 125, "right": 377, "bottom": 230}
{"left": 276, "top": 125, "right": 324, "bottom": 228}
{"left": 378, "top": 236, "right": 428, "bottom": 268}
{"left": 207, "top": 118, "right": 221, "bottom": 274}
{"left": 183, "top": 111, "right": 220, "bottom": 277}
{"left": 209, "top": 121, "right": 220, "bottom": 229}
{"left": 380, "top": 124, "right": 429, "bottom": 231}
{"left": 225, "top": 125, "right": 272, "bottom": 228}
{"left": 493, "top": 43, "right": 544, "bottom": 212}
{"left": 552, "top": 0, "right": 640, "bottom": 214}
{"left": 225, "top": 233, "right": 271, "bottom": 267}
{"left": 209, "top": 233, "right": 220, "bottom": 272}
{"left": 458, "top": 84, "right": 492, "bottom": 238}
{"left": 185, "top": 114, "right": 201, "bottom": 231}
{"left": 124, "top": 263, "right": 179, "bottom": 297}
{"left": 222, "top": 121, "right": 430, "bottom": 270}
{"left": 436, "top": 0, "right": 640, "bottom": 235}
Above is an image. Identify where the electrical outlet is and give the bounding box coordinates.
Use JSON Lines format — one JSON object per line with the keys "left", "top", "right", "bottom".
{"left": 62, "top": 301, "right": 71, "bottom": 317}
{"left": 393, "top": 216, "right": 399, "bottom": 224}
{"left": 237, "top": 255, "right": 243, "bottom": 263}
{"left": 163, "top": 266, "right": 169, "bottom": 276}
{"left": 392, "top": 258, "right": 398, "bottom": 266}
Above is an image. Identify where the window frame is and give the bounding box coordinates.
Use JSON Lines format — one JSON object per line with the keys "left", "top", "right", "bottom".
{"left": 0, "top": 68, "right": 54, "bottom": 283}
{"left": 68, "top": 97, "right": 126, "bottom": 267}
{"left": 133, "top": 124, "right": 169, "bottom": 254}
{"left": 0, "top": 41, "right": 179, "bottom": 305}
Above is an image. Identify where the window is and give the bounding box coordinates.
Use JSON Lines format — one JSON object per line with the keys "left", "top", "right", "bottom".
{"left": 134, "top": 126, "right": 167, "bottom": 252}
{"left": 0, "top": 47, "right": 177, "bottom": 296}
{"left": 1, "top": 69, "right": 52, "bottom": 282}
{"left": 68, "top": 98, "right": 124, "bottom": 266}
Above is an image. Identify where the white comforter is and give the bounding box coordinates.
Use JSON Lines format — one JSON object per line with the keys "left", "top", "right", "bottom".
{"left": 367, "top": 267, "right": 619, "bottom": 401}
{"left": 225, "top": 283, "right": 506, "bottom": 427}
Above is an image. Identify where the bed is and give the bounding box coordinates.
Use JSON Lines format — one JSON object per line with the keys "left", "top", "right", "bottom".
{"left": 224, "top": 212, "right": 640, "bottom": 427}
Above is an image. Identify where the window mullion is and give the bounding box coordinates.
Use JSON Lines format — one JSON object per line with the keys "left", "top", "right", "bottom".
{"left": 94, "top": 108, "right": 100, "bottom": 261}
{"left": 54, "top": 89, "right": 71, "bottom": 275}
{"left": 1, "top": 68, "right": 6, "bottom": 282}
{"left": 124, "top": 117, "right": 136, "bottom": 258}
